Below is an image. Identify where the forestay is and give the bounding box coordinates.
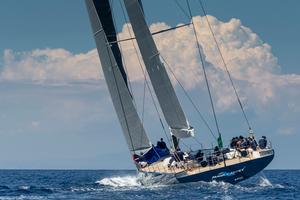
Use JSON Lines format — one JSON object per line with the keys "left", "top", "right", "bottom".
{"left": 123, "top": 0, "right": 194, "bottom": 138}
{"left": 85, "top": 0, "right": 151, "bottom": 151}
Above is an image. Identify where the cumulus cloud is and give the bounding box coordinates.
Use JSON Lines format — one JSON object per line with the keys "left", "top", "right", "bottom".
{"left": 1, "top": 15, "right": 300, "bottom": 112}
{"left": 118, "top": 16, "right": 300, "bottom": 111}
{"left": 1, "top": 48, "right": 101, "bottom": 82}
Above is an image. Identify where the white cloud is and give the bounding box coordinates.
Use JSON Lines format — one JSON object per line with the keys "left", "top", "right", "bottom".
{"left": 1, "top": 15, "right": 300, "bottom": 112}
{"left": 118, "top": 16, "right": 300, "bottom": 112}
{"left": 1, "top": 48, "right": 101, "bottom": 82}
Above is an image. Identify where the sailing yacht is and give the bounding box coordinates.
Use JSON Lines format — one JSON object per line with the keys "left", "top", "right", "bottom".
{"left": 85, "top": 0, "right": 274, "bottom": 184}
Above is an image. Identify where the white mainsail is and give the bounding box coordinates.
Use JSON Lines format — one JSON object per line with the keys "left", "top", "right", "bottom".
{"left": 85, "top": 0, "right": 151, "bottom": 151}
{"left": 123, "top": 0, "right": 194, "bottom": 138}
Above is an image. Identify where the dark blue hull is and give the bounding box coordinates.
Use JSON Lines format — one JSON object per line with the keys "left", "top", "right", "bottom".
{"left": 176, "top": 152, "right": 274, "bottom": 184}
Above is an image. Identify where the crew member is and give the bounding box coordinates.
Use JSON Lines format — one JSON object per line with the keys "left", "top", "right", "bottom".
{"left": 258, "top": 136, "right": 267, "bottom": 149}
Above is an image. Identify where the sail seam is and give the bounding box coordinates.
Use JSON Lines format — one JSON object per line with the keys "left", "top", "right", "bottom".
{"left": 149, "top": 52, "right": 160, "bottom": 60}
{"left": 94, "top": 29, "right": 104, "bottom": 36}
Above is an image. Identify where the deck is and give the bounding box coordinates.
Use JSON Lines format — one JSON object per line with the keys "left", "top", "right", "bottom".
{"left": 139, "top": 149, "right": 273, "bottom": 175}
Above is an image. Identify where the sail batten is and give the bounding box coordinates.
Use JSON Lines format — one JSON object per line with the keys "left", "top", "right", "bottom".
{"left": 123, "top": 0, "right": 194, "bottom": 138}
{"left": 85, "top": 0, "right": 151, "bottom": 151}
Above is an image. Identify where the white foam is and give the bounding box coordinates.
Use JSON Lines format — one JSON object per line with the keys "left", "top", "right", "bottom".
{"left": 96, "top": 176, "right": 141, "bottom": 188}
{"left": 96, "top": 173, "right": 178, "bottom": 189}
{"left": 137, "top": 172, "right": 178, "bottom": 186}
{"left": 0, "top": 195, "right": 44, "bottom": 200}
{"left": 70, "top": 186, "right": 100, "bottom": 192}
{"left": 205, "top": 180, "right": 232, "bottom": 190}
{"left": 258, "top": 176, "right": 285, "bottom": 188}
{"left": 259, "top": 176, "right": 273, "bottom": 187}
{"left": 18, "top": 186, "right": 31, "bottom": 190}
{"left": 223, "top": 195, "right": 234, "bottom": 200}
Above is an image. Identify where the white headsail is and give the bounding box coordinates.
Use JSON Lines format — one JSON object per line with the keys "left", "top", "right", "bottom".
{"left": 85, "top": 0, "right": 151, "bottom": 151}
{"left": 123, "top": 0, "right": 194, "bottom": 138}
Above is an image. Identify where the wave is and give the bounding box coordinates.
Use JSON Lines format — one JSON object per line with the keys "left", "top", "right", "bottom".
{"left": 189, "top": 175, "right": 286, "bottom": 195}
{"left": 0, "top": 195, "right": 45, "bottom": 200}
{"left": 18, "top": 185, "right": 31, "bottom": 191}
{"left": 11, "top": 185, "right": 55, "bottom": 196}
{"left": 70, "top": 186, "right": 102, "bottom": 192}
{"left": 0, "top": 185, "right": 10, "bottom": 190}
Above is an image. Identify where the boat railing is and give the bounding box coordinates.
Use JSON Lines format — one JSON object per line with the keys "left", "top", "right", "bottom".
{"left": 138, "top": 144, "right": 274, "bottom": 174}
{"left": 195, "top": 144, "right": 274, "bottom": 169}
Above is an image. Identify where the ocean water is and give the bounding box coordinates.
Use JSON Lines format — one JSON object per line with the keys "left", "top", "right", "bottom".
{"left": 0, "top": 170, "right": 298, "bottom": 200}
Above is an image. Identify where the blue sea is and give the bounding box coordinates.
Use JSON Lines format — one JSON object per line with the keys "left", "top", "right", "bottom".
{"left": 0, "top": 170, "right": 298, "bottom": 200}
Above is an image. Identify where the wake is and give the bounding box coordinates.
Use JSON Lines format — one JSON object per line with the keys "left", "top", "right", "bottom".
{"left": 96, "top": 172, "right": 285, "bottom": 191}
{"left": 96, "top": 172, "right": 178, "bottom": 189}
{"left": 96, "top": 176, "right": 141, "bottom": 187}
{"left": 258, "top": 175, "right": 284, "bottom": 188}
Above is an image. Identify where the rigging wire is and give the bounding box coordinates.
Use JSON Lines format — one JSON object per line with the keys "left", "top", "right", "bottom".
{"left": 105, "top": 0, "right": 137, "bottom": 153}
{"left": 141, "top": 71, "right": 147, "bottom": 126}
{"left": 109, "top": 23, "right": 192, "bottom": 44}
{"left": 159, "top": 55, "right": 217, "bottom": 140}
{"left": 186, "top": 0, "right": 222, "bottom": 145}
{"left": 197, "top": 0, "right": 252, "bottom": 131}
{"left": 174, "top": 0, "right": 191, "bottom": 21}
{"left": 111, "top": 0, "right": 150, "bottom": 148}
{"left": 136, "top": 1, "right": 187, "bottom": 128}
{"left": 193, "top": 136, "right": 203, "bottom": 147}
{"left": 106, "top": 2, "right": 136, "bottom": 153}
{"left": 110, "top": 0, "right": 135, "bottom": 102}
{"left": 104, "top": 31, "right": 136, "bottom": 153}
{"left": 112, "top": 0, "right": 148, "bottom": 145}
{"left": 119, "top": 0, "right": 218, "bottom": 151}
{"left": 118, "top": 0, "right": 173, "bottom": 148}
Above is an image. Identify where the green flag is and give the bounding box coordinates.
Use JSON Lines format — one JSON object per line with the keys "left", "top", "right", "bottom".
{"left": 217, "top": 135, "right": 223, "bottom": 148}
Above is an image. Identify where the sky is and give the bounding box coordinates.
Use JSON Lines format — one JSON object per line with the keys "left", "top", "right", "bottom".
{"left": 0, "top": 0, "right": 299, "bottom": 169}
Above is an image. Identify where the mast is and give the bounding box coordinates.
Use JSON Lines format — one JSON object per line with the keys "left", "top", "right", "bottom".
{"left": 85, "top": 0, "right": 151, "bottom": 152}
{"left": 123, "top": 0, "right": 194, "bottom": 140}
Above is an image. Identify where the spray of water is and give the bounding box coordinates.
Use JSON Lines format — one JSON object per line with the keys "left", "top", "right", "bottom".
{"left": 258, "top": 173, "right": 284, "bottom": 188}
{"left": 259, "top": 176, "right": 273, "bottom": 187}
{"left": 96, "top": 176, "right": 141, "bottom": 188}
{"left": 96, "top": 171, "right": 286, "bottom": 193}
{"left": 96, "top": 172, "right": 178, "bottom": 189}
